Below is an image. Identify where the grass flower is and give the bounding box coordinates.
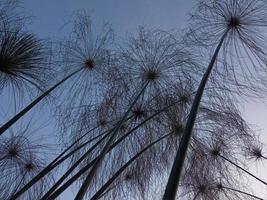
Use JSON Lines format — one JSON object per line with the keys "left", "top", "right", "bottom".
{"left": 164, "top": 1, "right": 267, "bottom": 198}
{"left": 0, "top": 30, "right": 53, "bottom": 102}
{"left": 0, "top": 132, "right": 54, "bottom": 199}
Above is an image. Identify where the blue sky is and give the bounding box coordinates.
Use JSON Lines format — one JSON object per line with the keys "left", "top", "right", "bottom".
{"left": 23, "top": 0, "right": 193, "bottom": 38}
{"left": 9, "top": 0, "right": 267, "bottom": 199}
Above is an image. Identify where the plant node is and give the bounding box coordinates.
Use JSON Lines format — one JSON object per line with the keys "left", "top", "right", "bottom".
{"left": 228, "top": 16, "right": 240, "bottom": 28}
{"left": 132, "top": 108, "right": 146, "bottom": 119}
{"left": 84, "top": 58, "right": 95, "bottom": 69}
{"left": 252, "top": 148, "right": 263, "bottom": 159}
{"left": 216, "top": 183, "right": 223, "bottom": 190}
{"left": 25, "top": 163, "right": 34, "bottom": 171}
{"left": 145, "top": 69, "right": 159, "bottom": 81}
{"left": 8, "top": 148, "right": 18, "bottom": 157}
{"left": 180, "top": 95, "right": 189, "bottom": 103}
{"left": 98, "top": 119, "right": 107, "bottom": 127}
{"left": 0, "top": 57, "right": 14, "bottom": 75}
{"left": 198, "top": 184, "right": 207, "bottom": 193}
{"left": 210, "top": 149, "right": 220, "bottom": 157}
{"left": 173, "top": 124, "right": 184, "bottom": 136}
{"left": 125, "top": 173, "right": 132, "bottom": 180}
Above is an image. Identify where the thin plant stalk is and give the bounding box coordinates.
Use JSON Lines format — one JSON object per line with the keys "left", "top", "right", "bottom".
{"left": 39, "top": 131, "right": 113, "bottom": 200}
{"left": 192, "top": 191, "right": 200, "bottom": 200}
{"left": 10, "top": 124, "right": 108, "bottom": 200}
{"left": 163, "top": 29, "right": 229, "bottom": 200}
{"left": 90, "top": 133, "right": 171, "bottom": 200}
{"left": 221, "top": 186, "right": 265, "bottom": 200}
{"left": 218, "top": 154, "right": 267, "bottom": 186}
{"left": 0, "top": 67, "right": 83, "bottom": 136}
{"left": 16, "top": 97, "right": 181, "bottom": 199}
{"left": 74, "top": 81, "right": 149, "bottom": 200}
{"left": 49, "top": 125, "right": 101, "bottom": 166}
{"left": 39, "top": 115, "right": 145, "bottom": 200}
{"left": 45, "top": 98, "right": 183, "bottom": 200}
{"left": 11, "top": 172, "right": 27, "bottom": 196}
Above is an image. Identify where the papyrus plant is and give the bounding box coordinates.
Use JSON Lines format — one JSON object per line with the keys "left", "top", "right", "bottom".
{"left": 164, "top": 1, "right": 267, "bottom": 199}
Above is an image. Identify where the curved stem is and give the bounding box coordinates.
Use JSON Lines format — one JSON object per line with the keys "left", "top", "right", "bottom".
{"left": 10, "top": 124, "right": 106, "bottom": 200}
{"left": 0, "top": 68, "right": 83, "bottom": 136}
{"left": 11, "top": 172, "right": 27, "bottom": 196}
{"left": 40, "top": 130, "right": 112, "bottom": 200}
{"left": 95, "top": 185, "right": 117, "bottom": 200}
{"left": 45, "top": 99, "right": 182, "bottom": 200}
{"left": 219, "top": 154, "right": 267, "bottom": 186}
{"left": 74, "top": 82, "right": 149, "bottom": 200}
{"left": 163, "top": 30, "right": 229, "bottom": 200}
{"left": 39, "top": 117, "right": 133, "bottom": 200}
{"left": 90, "top": 133, "right": 171, "bottom": 200}
{"left": 50, "top": 125, "right": 101, "bottom": 166}
{"left": 222, "top": 186, "right": 265, "bottom": 200}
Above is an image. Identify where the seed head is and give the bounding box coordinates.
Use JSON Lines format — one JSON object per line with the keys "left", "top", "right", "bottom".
{"left": 145, "top": 69, "right": 160, "bottom": 82}
{"left": 132, "top": 108, "right": 146, "bottom": 120}
{"left": 228, "top": 16, "right": 240, "bottom": 28}
{"left": 84, "top": 58, "right": 95, "bottom": 69}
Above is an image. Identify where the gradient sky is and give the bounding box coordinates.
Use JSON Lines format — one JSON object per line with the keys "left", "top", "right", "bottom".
{"left": 15, "top": 0, "right": 267, "bottom": 199}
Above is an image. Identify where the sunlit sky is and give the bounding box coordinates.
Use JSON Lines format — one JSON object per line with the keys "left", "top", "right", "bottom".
{"left": 16, "top": 0, "right": 267, "bottom": 199}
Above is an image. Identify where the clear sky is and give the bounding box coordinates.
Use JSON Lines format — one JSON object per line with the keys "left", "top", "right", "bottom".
{"left": 13, "top": 0, "right": 267, "bottom": 199}
{"left": 23, "top": 0, "right": 193, "bottom": 38}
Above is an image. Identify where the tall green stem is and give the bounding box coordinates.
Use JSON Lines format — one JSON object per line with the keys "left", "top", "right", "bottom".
{"left": 163, "top": 30, "right": 229, "bottom": 200}
{"left": 222, "top": 186, "right": 265, "bottom": 200}
{"left": 10, "top": 125, "right": 105, "bottom": 200}
{"left": 39, "top": 130, "right": 112, "bottom": 200}
{"left": 46, "top": 102, "right": 181, "bottom": 199}
{"left": 95, "top": 185, "right": 116, "bottom": 200}
{"left": 74, "top": 82, "right": 149, "bottom": 200}
{"left": 42, "top": 119, "right": 153, "bottom": 199}
{"left": 0, "top": 68, "right": 83, "bottom": 136}
{"left": 44, "top": 98, "right": 183, "bottom": 200}
{"left": 12, "top": 115, "right": 135, "bottom": 200}
{"left": 90, "top": 133, "right": 171, "bottom": 200}
{"left": 11, "top": 172, "right": 27, "bottom": 197}
{"left": 219, "top": 154, "right": 267, "bottom": 186}
{"left": 50, "top": 125, "right": 101, "bottom": 166}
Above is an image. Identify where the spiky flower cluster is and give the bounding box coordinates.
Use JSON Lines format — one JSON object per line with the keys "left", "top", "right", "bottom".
{"left": 0, "top": 133, "right": 54, "bottom": 200}
{"left": 186, "top": 0, "right": 267, "bottom": 97}
{"left": 0, "top": 30, "right": 52, "bottom": 101}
